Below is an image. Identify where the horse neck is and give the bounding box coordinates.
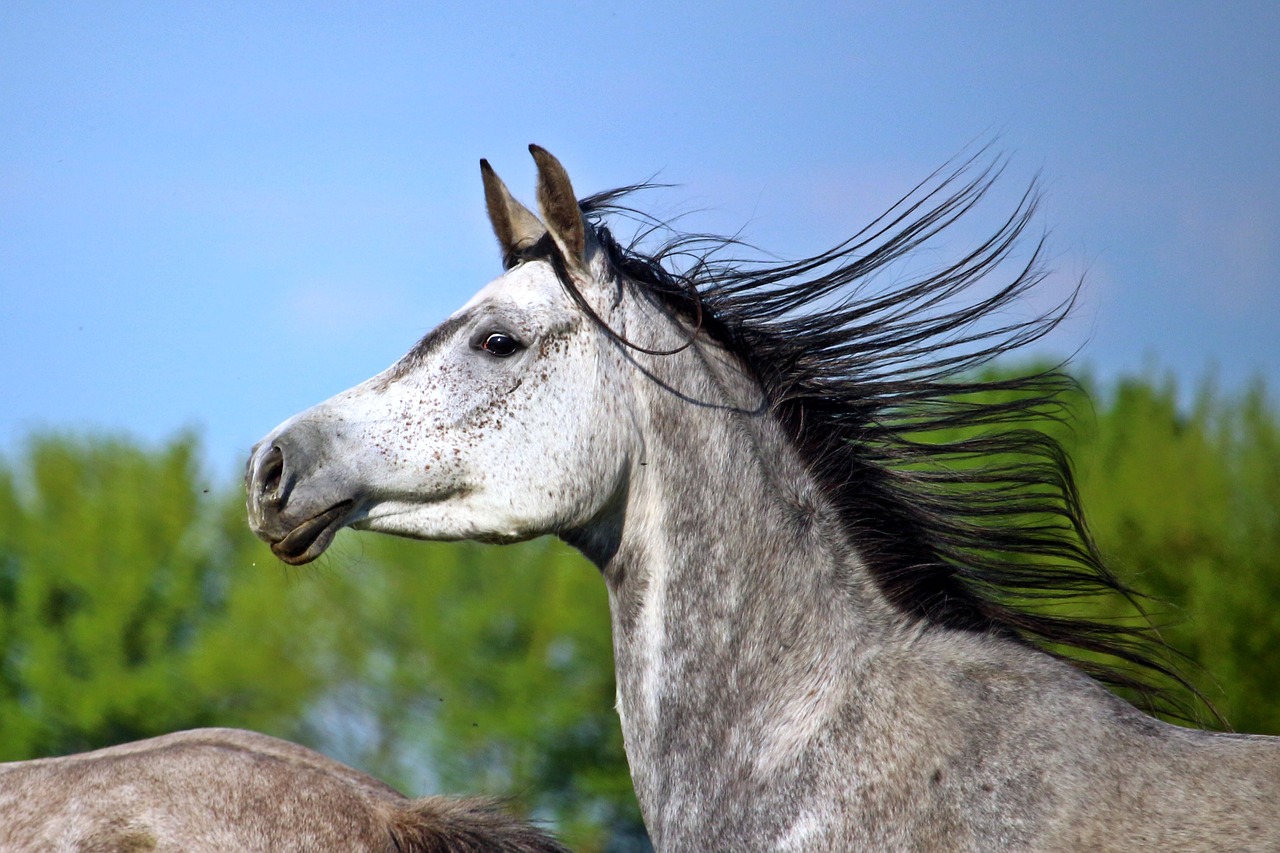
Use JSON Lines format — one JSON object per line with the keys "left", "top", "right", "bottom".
{"left": 584, "top": 332, "right": 905, "bottom": 834}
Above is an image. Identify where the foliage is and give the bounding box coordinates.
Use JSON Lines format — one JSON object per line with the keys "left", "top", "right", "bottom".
{"left": 313, "top": 535, "right": 637, "bottom": 850}
{"left": 0, "top": 433, "right": 339, "bottom": 759}
{"left": 0, "top": 371, "right": 1277, "bottom": 849}
{"left": 1070, "top": 377, "right": 1280, "bottom": 733}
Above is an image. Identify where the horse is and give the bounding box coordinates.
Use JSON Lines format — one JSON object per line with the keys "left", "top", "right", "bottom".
{"left": 0, "top": 727, "right": 569, "bottom": 851}
{"left": 246, "top": 145, "right": 1280, "bottom": 851}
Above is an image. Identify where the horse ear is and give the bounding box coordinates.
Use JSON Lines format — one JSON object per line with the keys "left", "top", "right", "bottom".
{"left": 480, "top": 158, "right": 546, "bottom": 268}
{"left": 529, "top": 145, "right": 587, "bottom": 269}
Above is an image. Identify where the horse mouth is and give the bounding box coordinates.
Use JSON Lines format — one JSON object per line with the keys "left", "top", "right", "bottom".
{"left": 271, "top": 500, "right": 356, "bottom": 565}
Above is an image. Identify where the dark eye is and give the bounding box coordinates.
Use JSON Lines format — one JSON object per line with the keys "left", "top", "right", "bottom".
{"left": 481, "top": 332, "right": 521, "bottom": 358}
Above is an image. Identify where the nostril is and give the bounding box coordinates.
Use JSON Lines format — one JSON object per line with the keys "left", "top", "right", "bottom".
{"left": 258, "top": 445, "right": 285, "bottom": 502}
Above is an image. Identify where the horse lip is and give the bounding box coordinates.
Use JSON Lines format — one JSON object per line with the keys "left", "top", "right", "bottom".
{"left": 270, "top": 500, "right": 356, "bottom": 565}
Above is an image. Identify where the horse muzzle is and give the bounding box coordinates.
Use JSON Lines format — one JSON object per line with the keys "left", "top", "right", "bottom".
{"left": 246, "top": 435, "right": 362, "bottom": 565}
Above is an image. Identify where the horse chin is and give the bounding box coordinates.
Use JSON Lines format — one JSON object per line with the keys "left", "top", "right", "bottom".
{"left": 269, "top": 500, "right": 356, "bottom": 565}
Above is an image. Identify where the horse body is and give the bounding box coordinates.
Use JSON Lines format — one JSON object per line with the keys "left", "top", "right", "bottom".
{"left": 0, "top": 728, "right": 568, "bottom": 852}
{"left": 581, "top": 287, "right": 1280, "bottom": 850}
{"left": 246, "top": 146, "right": 1280, "bottom": 850}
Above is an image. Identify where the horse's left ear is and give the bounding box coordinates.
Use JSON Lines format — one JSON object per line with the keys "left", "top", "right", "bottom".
{"left": 481, "top": 158, "right": 546, "bottom": 269}
{"left": 529, "top": 145, "right": 587, "bottom": 270}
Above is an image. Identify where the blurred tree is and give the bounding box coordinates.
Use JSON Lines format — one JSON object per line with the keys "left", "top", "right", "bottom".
{"left": 1073, "top": 377, "right": 1280, "bottom": 734}
{"left": 309, "top": 534, "right": 641, "bottom": 852}
{"left": 0, "top": 434, "right": 335, "bottom": 760}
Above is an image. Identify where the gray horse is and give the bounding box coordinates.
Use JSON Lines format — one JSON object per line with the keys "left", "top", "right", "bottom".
{"left": 0, "top": 727, "right": 568, "bottom": 851}
{"left": 247, "top": 146, "right": 1280, "bottom": 851}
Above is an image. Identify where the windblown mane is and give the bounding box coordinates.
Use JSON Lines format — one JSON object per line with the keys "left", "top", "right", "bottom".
{"left": 575, "top": 156, "right": 1206, "bottom": 721}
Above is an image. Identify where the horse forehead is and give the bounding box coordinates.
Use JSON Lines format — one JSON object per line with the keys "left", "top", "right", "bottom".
{"left": 457, "top": 261, "right": 567, "bottom": 316}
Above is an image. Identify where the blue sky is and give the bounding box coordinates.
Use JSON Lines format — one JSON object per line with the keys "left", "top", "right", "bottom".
{"left": 3, "top": 2, "right": 1277, "bottom": 481}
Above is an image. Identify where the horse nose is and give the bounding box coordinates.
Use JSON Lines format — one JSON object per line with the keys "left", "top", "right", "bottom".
{"left": 247, "top": 442, "right": 292, "bottom": 536}
{"left": 253, "top": 444, "right": 286, "bottom": 508}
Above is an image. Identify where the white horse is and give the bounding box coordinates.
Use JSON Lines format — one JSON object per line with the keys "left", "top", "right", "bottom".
{"left": 0, "top": 727, "right": 568, "bottom": 851}
{"left": 247, "top": 146, "right": 1280, "bottom": 851}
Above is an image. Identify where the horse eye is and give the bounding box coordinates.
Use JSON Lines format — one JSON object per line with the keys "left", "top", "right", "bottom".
{"left": 481, "top": 333, "right": 521, "bottom": 357}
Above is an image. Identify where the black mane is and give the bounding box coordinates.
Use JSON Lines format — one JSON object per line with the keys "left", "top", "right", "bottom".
{"left": 576, "top": 156, "right": 1207, "bottom": 721}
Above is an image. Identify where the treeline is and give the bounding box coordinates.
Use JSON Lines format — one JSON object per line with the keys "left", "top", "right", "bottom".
{"left": 0, "top": 373, "right": 1276, "bottom": 850}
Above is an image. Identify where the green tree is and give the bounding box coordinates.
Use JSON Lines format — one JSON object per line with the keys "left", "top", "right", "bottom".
{"left": 1074, "top": 378, "right": 1280, "bottom": 734}
{"left": 310, "top": 534, "right": 639, "bottom": 851}
{"left": 0, "top": 434, "right": 335, "bottom": 760}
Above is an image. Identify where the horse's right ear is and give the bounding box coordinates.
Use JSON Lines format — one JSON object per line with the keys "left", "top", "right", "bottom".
{"left": 529, "top": 145, "right": 587, "bottom": 272}
{"left": 481, "top": 158, "right": 546, "bottom": 268}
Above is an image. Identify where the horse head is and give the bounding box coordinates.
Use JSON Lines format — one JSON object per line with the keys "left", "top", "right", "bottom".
{"left": 246, "top": 146, "right": 651, "bottom": 564}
